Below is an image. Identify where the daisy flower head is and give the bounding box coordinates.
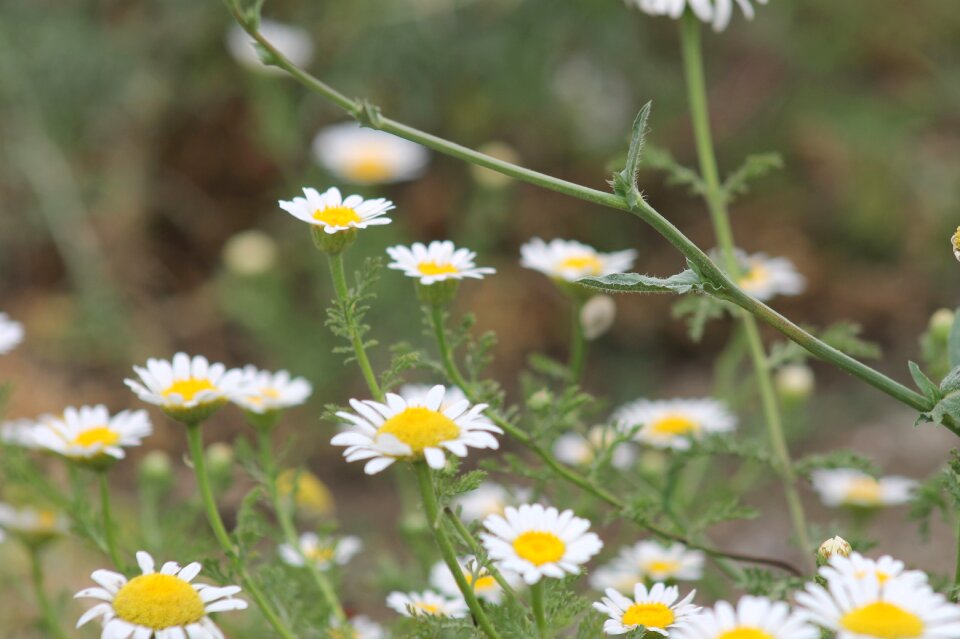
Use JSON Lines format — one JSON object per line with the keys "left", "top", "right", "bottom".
{"left": 313, "top": 122, "right": 429, "bottom": 185}
{"left": 592, "top": 541, "right": 705, "bottom": 592}
{"left": 453, "top": 481, "right": 532, "bottom": 522}
{"left": 0, "top": 312, "right": 24, "bottom": 354}
{"left": 626, "top": 0, "right": 768, "bottom": 33}
{"left": 818, "top": 552, "right": 928, "bottom": 590}
{"left": 552, "top": 426, "right": 636, "bottom": 470}
{"left": 225, "top": 19, "right": 313, "bottom": 74}
{"left": 279, "top": 532, "right": 361, "bottom": 571}
{"left": 520, "top": 238, "right": 637, "bottom": 285}
{"left": 614, "top": 398, "right": 736, "bottom": 450}
{"left": 125, "top": 353, "right": 244, "bottom": 424}
{"left": 233, "top": 365, "right": 312, "bottom": 422}
{"left": 0, "top": 503, "right": 69, "bottom": 546}
{"left": 278, "top": 186, "right": 394, "bottom": 254}
{"left": 331, "top": 384, "right": 502, "bottom": 474}
{"left": 328, "top": 615, "right": 385, "bottom": 639}
{"left": 76, "top": 551, "right": 247, "bottom": 639}
{"left": 731, "top": 249, "right": 805, "bottom": 301}
{"left": 797, "top": 568, "right": 960, "bottom": 639}
{"left": 386, "top": 590, "right": 468, "bottom": 618}
{"left": 594, "top": 582, "right": 700, "bottom": 636}
{"left": 430, "top": 556, "right": 520, "bottom": 604}
{"left": 810, "top": 469, "right": 917, "bottom": 509}
{"left": 31, "top": 405, "right": 152, "bottom": 470}
{"left": 387, "top": 240, "right": 495, "bottom": 304}
{"left": 480, "top": 503, "right": 603, "bottom": 585}
{"left": 673, "top": 595, "right": 818, "bottom": 639}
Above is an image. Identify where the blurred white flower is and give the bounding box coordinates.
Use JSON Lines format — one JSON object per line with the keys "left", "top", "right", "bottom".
{"left": 626, "top": 0, "right": 769, "bottom": 32}
{"left": 521, "top": 238, "right": 637, "bottom": 283}
{"left": 453, "top": 481, "right": 531, "bottom": 522}
{"left": 614, "top": 398, "right": 736, "bottom": 450}
{"left": 386, "top": 590, "right": 468, "bottom": 618}
{"left": 1, "top": 418, "right": 40, "bottom": 449}
{"left": 233, "top": 365, "right": 312, "bottom": 414}
{"left": 774, "top": 364, "right": 815, "bottom": 400}
{"left": 125, "top": 353, "right": 244, "bottom": 423}
{"left": 279, "top": 533, "right": 361, "bottom": 570}
{"left": 32, "top": 405, "right": 152, "bottom": 464}
{"left": 0, "top": 313, "right": 24, "bottom": 354}
{"left": 581, "top": 295, "right": 617, "bottom": 340}
{"left": 329, "top": 615, "right": 385, "bottom": 639}
{"left": 732, "top": 249, "right": 805, "bottom": 301}
{"left": 226, "top": 19, "right": 314, "bottom": 74}
{"left": 429, "top": 556, "right": 519, "bottom": 604}
{"left": 810, "top": 469, "right": 917, "bottom": 508}
{"left": 674, "top": 596, "right": 816, "bottom": 639}
{"left": 313, "top": 122, "right": 429, "bottom": 185}
{"left": 591, "top": 541, "right": 705, "bottom": 593}
{"left": 221, "top": 230, "right": 278, "bottom": 276}
{"left": 553, "top": 426, "right": 635, "bottom": 470}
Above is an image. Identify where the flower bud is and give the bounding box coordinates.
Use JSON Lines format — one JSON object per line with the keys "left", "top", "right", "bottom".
{"left": 205, "top": 442, "right": 234, "bottom": 486}
{"left": 580, "top": 295, "right": 617, "bottom": 341}
{"left": 139, "top": 450, "right": 173, "bottom": 486}
{"left": 930, "top": 308, "right": 955, "bottom": 342}
{"left": 952, "top": 226, "right": 960, "bottom": 262}
{"left": 775, "top": 364, "right": 815, "bottom": 401}
{"left": 222, "top": 230, "right": 278, "bottom": 276}
{"left": 527, "top": 389, "right": 553, "bottom": 412}
{"left": 817, "top": 536, "right": 852, "bottom": 566}
{"left": 470, "top": 142, "right": 520, "bottom": 189}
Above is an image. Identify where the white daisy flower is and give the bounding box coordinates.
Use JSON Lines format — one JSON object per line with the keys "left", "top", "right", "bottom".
{"left": 797, "top": 567, "right": 960, "bottom": 639}
{"left": 331, "top": 384, "right": 503, "bottom": 474}
{"left": 626, "top": 0, "right": 768, "bottom": 33}
{"left": 278, "top": 532, "right": 362, "bottom": 570}
{"left": 31, "top": 405, "right": 152, "bottom": 465}
{"left": 552, "top": 426, "right": 636, "bottom": 470}
{"left": 225, "top": 19, "right": 314, "bottom": 74}
{"left": 732, "top": 250, "right": 805, "bottom": 301}
{"left": 328, "top": 615, "right": 385, "bottom": 639}
{"left": 125, "top": 353, "right": 244, "bottom": 423}
{"left": 591, "top": 541, "right": 705, "bottom": 592}
{"left": 673, "top": 595, "right": 818, "bottom": 639}
{"left": 453, "top": 481, "right": 532, "bottom": 522}
{"left": 817, "top": 552, "right": 927, "bottom": 589}
{"left": 399, "top": 384, "right": 467, "bottom": 409}
{"left": 386, "top": 240, "right": 496, "bottom": 285}
{"left": 520, "top": 238, "right": 637, "bottom": 283}
{"left": 233, "top": 365, "right": 312, "bottom": 414}
{"left": 0, "top": 313, "right": 24, "bottom": 354}
{"left": 429, "top": 556, "right": 520, "bottom": 604}
{"left": 1, "top": 418, "right": 40, "bottom": 449}
{"left": 386, "top": 590, "right": 468, "bottom": 618}
{"left": 614, "top": 398, "right": 737, "bottom": 450}
{"left": 0, "top": 503, "right": 69, "bottom": 542}
{"left": 810, "top": 469, "right": 917, "bottom": 508}
{"left": 480, "top": 503, "right": 603, "bottom": 585}
{"left": 313, "top": 122, "right": 429, "bottom": 185}
{"left": 278, "top": 186, "right": 394, "bottom": 235}
{"left": 593, "top": 582, "right": 700, "bottom": 636}
{"left": 76, "top": 551, "right": 247, "bottom": 639}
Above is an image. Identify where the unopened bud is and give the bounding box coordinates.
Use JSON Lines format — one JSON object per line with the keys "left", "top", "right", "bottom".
{"left": 222, "top": 230, "right": 278, "bottom": 276}
{"left": 817, "top": 536, "right": 852, "bottom": 566}
{"left": 470, "top": 142, "right": 520, "bottom": 189}
{"left": 139, "top": 450, "right": 173, "bottom": 484}
{"left": 775, "top": 364, "right": 815, "bottom": 401}
{"left": 952, "top": 227, "right": 960, "bottom": 262}
{"left": 930, "top": 308, "right": 955, "bottom": 342}
{"left": 206, "top": 442, "right": 234, "bottom": 484}
{"left": 528, "top": 389, "right": 553, "bottom": 411}
{"left": 580, "top": 295, "right": 617, "bottom": 341}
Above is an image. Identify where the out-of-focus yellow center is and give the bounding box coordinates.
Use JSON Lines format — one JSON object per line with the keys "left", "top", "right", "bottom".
{"left": 465, "top": 572, "right": 497, "bottom": 592}
{"left": 416, "top": 602, "right": 441, "bottom": 615}
{"left": 344, "top": 155, "right": 394, "bottom": 183}
{"left": 305, "top": 546, "right": 336, "bottom": 564}
{"left": 313, "top": 205, "right": 362, "bottom": 227}
{"left": 162, "top": 378, "right": 216, "bottom": 402}
{"left": 328, "top": 627, "right": 359, "bottom": 639}
{"left": 512, "top": 531, "right": 566, "bottom": 566}
{"left": 840, "top": 602, "right": 923, "bottom": 638}
{"left": 622, "top": 602, "right": 675, "bottom": 628}
{"left": 36, "top": 510, "right": 60, "bottom": 530}
{"left": 738, "top": 263, "right": 769, "bottom": 290}
{"left": 417, "top": 261, "right": 459, "bottom": 276}
{"left": 844, "top": 477, "right": 883, "bottom": 505}
{"left": 246, "top": 387, "right": 281, "bottom": 405}
{"left": 649, "top": 414, "right": 700, "bottom": 437}
{"left": 112, "top": 574, "right": 205, "bottom": 630}
{"left": 73, "top": 426, "right": 120, "bottom": 448}
{"left": 377, "top": 407, "right": 460, "bottom": 454}
{"left": 646, "top": 559, "right": 682, "bottom": 576}
{"left": 717, "top": 629, "right": 775, "bottom": 639}
{"left": 277, "top": 470, "right": 334, "bottom": 516}
{"left": 558, "top": 255, "right": 603, "bottom": 275}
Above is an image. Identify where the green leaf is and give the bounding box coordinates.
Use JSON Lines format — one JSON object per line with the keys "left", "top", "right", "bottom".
{"left": 578, "top": 267, "right": 704, "bottom": 295}
{"left": 949, "top": 308, "right": 960, "bottom": 368}
{"left": 722, "top": 153, "right": 784, "bottom": 202}
{"left": 918, "top": 393, "right": 960, "bottom": 427}
{"left": 644, "top": 144, "right": 706, "bottom": 196}
{"left": 941, "top": 366, "right": 960, "bottom": 395}
{"left": 909, "top": 361, "right": 942, "bottom": 402}
{"left": 611, "top": 102, "right": 652, "bottom": 208}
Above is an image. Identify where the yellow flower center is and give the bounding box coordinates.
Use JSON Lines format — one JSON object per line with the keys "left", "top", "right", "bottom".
{"left": 465, "top": 572, "right": 497, "bottom": 592}
{"left": 72, "top": 426, "right": 120, "bottom": 448}
{"left": 162, "top": 378, "right": 216, "bottom": 402}
{"left": 344, "top": 155, "right": 393, "bottom": 183}
{"left": 512, "top": 531, "right": 566, "bottom": 566}
{"left": 305, "top": 546, "right": 336, "bottom": 563}
{"left": 377, "top": 407, "right": 460, "bottom": 454}
{"left": 558, "top": 255, "right": 603, "bottom": 275}
{"left": 328, "top": 628, "right": 359, "bottom": 639}
{"left": 738, "top": 262, "right": 770, "bottom": 290}
{"left": 112, "top": 574, "right": 206, "bottom": 630}
{"left": 649, "top": 414, "right": 700, "bottom": 437}
{"left": 622, "top": 602, "right": 675, "bottom": 629}
{"left": 416, "top": 602, "right": 442, "bottom": 615}
{"left": 417, "top": 261, "right": 459, "bottom": 276}
{"left": 36, "top": 510, "right": 60, "bottom": 531}
{"left": 717, "top": 629, "right": 775, "bottom": 639}
{"left": 277, "top": 470, "right": 334, "bottom": 516}
{"left": 844, "top": 477, "right": 883, "bottom": 505}
{"left": 841, "top": 602, "right": 924, "bottom": 638}
{"left": 646, "top": 559, "right": 682, "bottom": 576}
{"left": 312, "top": 205, "right": 362, "bottom": 227}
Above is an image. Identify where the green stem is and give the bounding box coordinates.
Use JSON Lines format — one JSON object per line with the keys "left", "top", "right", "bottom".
{"left": 430, "top": 304, "right": 471, "bottom": 391}
{"left": 679, "top": 11, "right": 813, "bottom": 560}
{"left": 443, "top": 507, "right": 519, "bottom": 600}
{"left": 98, "top": 472, "right": 124, "bottom": 570}
{"left": 185, "top": 424, "right": 297, "bottom": 639}
{"left": 568, "top": 298, "right": 587, "bottom": 382}
{"left": 413, "top": 463, "right": 503, "bottom": 639}
{"left": 954, "top": 517, "right": 960, "bottom": 602}
{"left": 530, "top": 581, "right": 548, "bottom": 639}
{"left": 28, "top": 547, "right": 67, "bottom": 639}
{"left": 328, "top": 252, "right": 383, "bottom": 401}
{"left": 256, "top": 428, "right": 347, "bottom": 622}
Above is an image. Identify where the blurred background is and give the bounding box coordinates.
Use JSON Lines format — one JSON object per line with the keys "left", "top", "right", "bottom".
{"left": 2, "top": 0, "right": 960, "bottom": 634}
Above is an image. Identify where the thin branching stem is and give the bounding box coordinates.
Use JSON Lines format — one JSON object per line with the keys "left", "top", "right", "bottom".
{"left": 328, "top": 252, "right": 383, "bottom": 401}
{"left": 443, "top": 507, "right": 520, "bottom": 600}
{"left": 28, "top": 547, "right": 67, "bottom": 639}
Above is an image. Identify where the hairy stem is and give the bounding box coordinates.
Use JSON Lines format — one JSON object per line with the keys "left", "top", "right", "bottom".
{"left": 328, "top": 252, "right": 383, "bottom": 401}
{"left": 414, "top": 463, "right": 503, "bottom": 639}
{"left": 97, "top": 471, "right": 124, "bottom": 571}
{"left": 679, "top": 12, "right": 813, "bottom": 559}
{"left": 185, "top": 423, "right": 296, "bottom": 639}
{"left": 28, "top": 547, "right": 67, "bottom": 639}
